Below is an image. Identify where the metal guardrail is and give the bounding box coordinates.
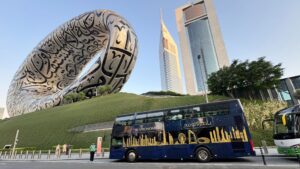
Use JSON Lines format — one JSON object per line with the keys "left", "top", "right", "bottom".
{"left": 0, "top": 148, "right": 109, "bottom": 160}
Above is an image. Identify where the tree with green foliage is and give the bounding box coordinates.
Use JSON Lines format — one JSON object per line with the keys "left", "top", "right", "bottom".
{"left": 77, "top": 92, "right": 86, "bottom": 101}
{"left": 63, "top": 94, "right": 74, "bottom": 104}
{"left": 97, "top": 85, "right": 112, "bottom": 96}
{"left": 63, "top": 92, "right": 77, "bottom": 104}
{"left": 63, "top": 92, "right": 86, "bottom": 104}
{"left": 294, "top": 89, "right": 300, "bottom": 100}
{"left": 207, "top": 57, "right": 283, "bottom": 99}
{"left": 69, "top": 92, "right": 79, "bottom": 102}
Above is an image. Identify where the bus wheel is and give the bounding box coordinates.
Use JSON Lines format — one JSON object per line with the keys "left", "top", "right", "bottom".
{"left": 196, "top": 147, "right": 211, "bottom": 162}
{"left": 126, "top": 150, "right": 137, "bottom": 162}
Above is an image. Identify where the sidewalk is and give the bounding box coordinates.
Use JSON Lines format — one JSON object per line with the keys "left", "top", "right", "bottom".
{"left": 254, "top": 147, "right": 283, "bottom": 156}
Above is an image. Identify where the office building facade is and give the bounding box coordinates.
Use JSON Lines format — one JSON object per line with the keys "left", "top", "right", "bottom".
{"left": 276, "top": 75, "right": 300, "bottom": 105}
{"left": 230, "top": 75, "right": 300, "bottom": 106}
{"left": 159, "top": 17, "right": 183, "bottom": 94}
{"left": 176, "top": 0, "right": 229, "bottom": 95}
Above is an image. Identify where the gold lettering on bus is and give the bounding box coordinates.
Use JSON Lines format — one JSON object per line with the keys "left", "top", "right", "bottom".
{"left": 122, "top": 126, "right": 249, "bottom": 147}
{"left": 183, "top": 120, "right": 212, "bottom": 128}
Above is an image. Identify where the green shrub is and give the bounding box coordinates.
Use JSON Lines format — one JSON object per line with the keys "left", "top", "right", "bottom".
{"left": 63, "top": 92, "right": 86, "bottom": 104}
{"left": 250, "top": 129, "right": 274, "bottom": 146}
{"left": 241, "top": 100, "right": 287, "bottom": 130}
{"left": 97, "top": 85, "right": 112, "bottom": 96}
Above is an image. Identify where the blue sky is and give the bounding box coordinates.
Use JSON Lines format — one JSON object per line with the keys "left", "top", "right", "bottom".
{"left": 1, "top": 0, "right": 300, "bottom": 117}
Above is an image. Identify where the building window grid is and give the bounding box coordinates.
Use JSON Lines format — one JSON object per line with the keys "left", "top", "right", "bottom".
{"left": 291, "top": 77, "right": 300, "bottom": 89}
{"left": 162, "top": 49, "right": 181, "bottom": 92}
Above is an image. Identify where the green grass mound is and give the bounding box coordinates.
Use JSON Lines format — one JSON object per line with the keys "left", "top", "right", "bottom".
{"left": 0, "top": 92, "right": 287, "bottom": 150}
{"left": 0, "top": 93, "right": 227, "bottom": 149}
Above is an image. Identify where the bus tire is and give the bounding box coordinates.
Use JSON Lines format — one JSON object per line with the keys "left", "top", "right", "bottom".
{"left": 126, "top": 150, "right": 137, "bottom": 162}
{"left": 195, "top": 147, "right": 212, "bottom": 162}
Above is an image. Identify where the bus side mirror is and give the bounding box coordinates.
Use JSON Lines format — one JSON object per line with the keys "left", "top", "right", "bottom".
{"left": 262, "top": 119, "right": 274, "bottom": 130}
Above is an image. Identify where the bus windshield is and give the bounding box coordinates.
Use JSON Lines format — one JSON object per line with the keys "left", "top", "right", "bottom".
{"left": 274, "top": 113, "right": 300, "bottom": 139}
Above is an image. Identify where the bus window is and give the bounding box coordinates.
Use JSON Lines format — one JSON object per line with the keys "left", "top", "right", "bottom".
{"left": 147, "top": 111, "right": 164, "bottom": 117}
{"left": 171, "top": 109, "right": 180, "bottom": 113}
{"left": 275, "top": 114, "right": 295, "bottom": 135}
{"left": 192, "top": 107, "right": 204, "bottom": 118}
{"left": 111, "top": 138, "right": 123, "bottom": 147}
{"left": 135, "top": 113, "right": 147, "bottom": 124}
{"left": 184, "top": 108, "right": 194, "bottom": 119}
{"left": 219, "top": 110, "right": 229, "bottom": 115}
{"left": 147, "top": 112, "right": 164, "bottom": 123}
{"left": 199, "top": 104, "right": 230, "bottom": 117}
{"left": 193, "top": 107, "right": 200, "bottom": 112}
{"left": 194, "top": 112, "right": 205, "bottom": 118}
{"left": 147, "top": 117, "right": 163, "bottom": 122}
{"left": 205, "top": 111, "right": 218, "bottom": 116}
{"left": 166, "top": 110, "right": 183, "bottom": 120}
{"left": 295, "top": 114, "right": 300, "bottom": 134}
{"left": 115, "top": 115, "right": 133, "bottom": 126}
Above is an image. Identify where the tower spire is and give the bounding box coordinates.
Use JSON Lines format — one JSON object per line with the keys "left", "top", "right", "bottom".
{"left": 160, "top": 8, "right": 163, "bottom": 25}
{"left": 160, "top": 8, "right": 163, "bottom": 22}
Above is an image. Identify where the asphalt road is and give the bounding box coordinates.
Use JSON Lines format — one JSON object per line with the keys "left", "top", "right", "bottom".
{"left": 0, "top": 156, "right": 300, "bottom": 169}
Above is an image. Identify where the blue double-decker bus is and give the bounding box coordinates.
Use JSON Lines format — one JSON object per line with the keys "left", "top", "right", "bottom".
{"left": 109, "top": 99, "right": 255, "bottom": 162}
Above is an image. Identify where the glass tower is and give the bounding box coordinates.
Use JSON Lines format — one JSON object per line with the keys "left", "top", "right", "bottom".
{"left": 176, "top": 0, "right": 229, "bottom": 95}
{"left": 159, "top": 17, "right": 183, "bottom": 94}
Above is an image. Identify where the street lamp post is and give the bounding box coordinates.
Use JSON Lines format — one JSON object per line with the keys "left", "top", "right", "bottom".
{"left": 197, "top": 50, "right": 209, "bottom": 103}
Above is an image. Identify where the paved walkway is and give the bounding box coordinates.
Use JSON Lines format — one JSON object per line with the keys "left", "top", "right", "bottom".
{"left": 254, "top": 147, "right": 279, "bottom": 156}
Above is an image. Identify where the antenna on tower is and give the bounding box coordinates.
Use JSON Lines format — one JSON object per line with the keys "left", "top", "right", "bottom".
{"left": 160, "top": 8, "right": 163, "bottom": 23}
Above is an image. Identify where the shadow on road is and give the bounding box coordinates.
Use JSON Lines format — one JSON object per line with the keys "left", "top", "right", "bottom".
{"left": 114, "top": 157, "right": 252, "bottom": 163}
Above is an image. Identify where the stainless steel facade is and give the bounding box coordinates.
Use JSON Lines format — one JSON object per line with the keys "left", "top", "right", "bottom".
{"left": 7, "top": 10, "right": 138, "bottom": 117}
{"left": 176, "top": 0, "right": 229, "bottom": 95}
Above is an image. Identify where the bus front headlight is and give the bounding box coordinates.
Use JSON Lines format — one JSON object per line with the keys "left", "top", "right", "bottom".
{"left": 292, "top": 144, "right": 300, "bottom": 149}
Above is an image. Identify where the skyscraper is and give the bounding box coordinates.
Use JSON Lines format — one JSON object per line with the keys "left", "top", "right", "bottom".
{"left": 0, "top": 108, "right": 4, "bottom": 120}
{"left": 159, "top": 15, "right": 183, "bottom": 94}
{"left": 176, "top": 0, "right": 229, "bottom": 95}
